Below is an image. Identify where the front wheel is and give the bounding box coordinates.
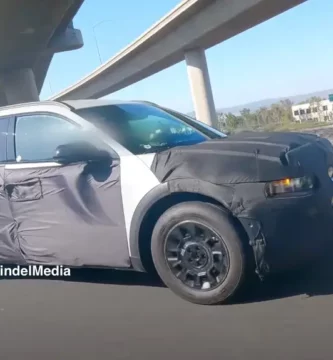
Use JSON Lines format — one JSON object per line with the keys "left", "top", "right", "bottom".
{"left": 151, "top": 202, "right": 248, "bottom": 305}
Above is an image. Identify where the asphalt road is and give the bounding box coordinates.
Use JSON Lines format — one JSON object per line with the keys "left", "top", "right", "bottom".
{"left": 0, "top": 253, "right": 333, "bottom": 360}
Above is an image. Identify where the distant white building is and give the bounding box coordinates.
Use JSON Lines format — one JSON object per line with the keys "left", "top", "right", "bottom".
{"left": 292, "top": 99, "right": 333, "bottom": 122}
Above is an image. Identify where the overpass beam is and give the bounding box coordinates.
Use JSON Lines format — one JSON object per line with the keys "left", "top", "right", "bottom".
{"left": 185, "top": 48, "right": 217, "bottom": 128}
{"left": 0, "top": 68, "right": 39, "bottom": 105}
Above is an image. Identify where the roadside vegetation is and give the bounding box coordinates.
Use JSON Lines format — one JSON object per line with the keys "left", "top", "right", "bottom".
{"left": 217, "top": 96, "right": 333, "bottom": 134}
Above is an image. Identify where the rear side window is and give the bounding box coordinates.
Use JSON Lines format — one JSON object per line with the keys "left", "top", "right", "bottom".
{"left": 0, "top": 117, "right": 9, "bottom": 163}
{"left": 15, "top": 114, "right": 87, "bottom": 162}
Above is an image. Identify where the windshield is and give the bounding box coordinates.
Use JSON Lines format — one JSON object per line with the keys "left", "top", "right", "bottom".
{"left": 75, "top": 103, "right": 226, "bottom": 155}
{"left": 161, "top": 107, "right": 227, "bottom": 139}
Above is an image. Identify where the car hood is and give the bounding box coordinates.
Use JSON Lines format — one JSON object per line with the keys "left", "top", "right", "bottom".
{"left": 151, "top": 131, "right": 333, "bottom": 184}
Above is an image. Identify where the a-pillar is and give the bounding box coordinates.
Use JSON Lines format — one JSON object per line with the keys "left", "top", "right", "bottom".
{"left": 0, "top": 68, "right": 39, "bottom": 105}
{"left": 185, "top": 48, "right": 217, "bottom": 128}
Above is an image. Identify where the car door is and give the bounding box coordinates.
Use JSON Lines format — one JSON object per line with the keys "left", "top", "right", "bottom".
{"left": 0, "top": 116, "right": 26, "bottom": 264}
{"left": 3, "top": 112, "right": 130, "bottom": 268}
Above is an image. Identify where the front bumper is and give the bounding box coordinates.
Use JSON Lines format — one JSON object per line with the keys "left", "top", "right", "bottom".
{"left": 236, "top": 179, "right": 333, "bottom": 277}
{"left": 231, "top": 136, "right": 333, "bottom": 278}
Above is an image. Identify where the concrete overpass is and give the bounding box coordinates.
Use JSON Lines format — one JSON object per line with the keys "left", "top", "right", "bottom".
{"left": 51, "top": 0, "right": 306, "bottom": 128}
{"left": 0, "top": 0, "right": 84, "bottom": 107}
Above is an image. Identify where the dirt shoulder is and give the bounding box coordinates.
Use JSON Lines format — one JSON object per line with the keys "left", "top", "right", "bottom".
{"left": 297, "top": 125, "right": 333, "bottom": 142}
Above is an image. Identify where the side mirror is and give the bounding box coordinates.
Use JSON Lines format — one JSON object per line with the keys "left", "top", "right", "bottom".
{"left": 53, "top": 141, "right": 112, "bottom": 165}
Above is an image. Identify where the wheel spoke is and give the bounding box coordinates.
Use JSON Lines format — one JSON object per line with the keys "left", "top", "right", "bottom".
{"left": 165, "top": 236, "right": 181, "bottom": 254}
{"left": 203, "top": 229, "right": 213, "bottom": 244}
{"left": 212, "top": 250, "right": 223, "bottom": 256}
{"left": 167, "top": 257, "right": 178, "bottom": 262}
{"left": 176, "top": 268, "right": 189, "bottom": 282}
{"left": 211, "top": 240, "right": 223, "bottom": 252}
{"left": 184, "top": 223, "right": 196, "bottom": 238}
{"left": 166, "top": 246, "right": 179, "bottom": 254}
{"left": 169, "top": 227, "right": 184, "bottom": 243}
{"left": 194, "top": 274, "right": 202, "bottom": 289}
{"left": 167, "top": 258, "right": 181, "bottom": 268}
{"left": 207, "top": 270, "right": 215, "bottom": 283}
{"left": 212, "top": 260, "right": 226, "bottom": 277}
{"left": 211, "top": 265, "right": 222, "bottom": 278}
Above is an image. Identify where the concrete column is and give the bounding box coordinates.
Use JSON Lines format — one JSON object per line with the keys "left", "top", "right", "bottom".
{"left": 185, "top": 48, "right": 217, "bottom": 128}
{"left": 0, "top": 68, "right": 39, "bottom": 105}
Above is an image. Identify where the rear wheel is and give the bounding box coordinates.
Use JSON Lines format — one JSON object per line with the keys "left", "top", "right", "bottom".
{"left": 151, "top": 202, "right": 248, "bottom": 305}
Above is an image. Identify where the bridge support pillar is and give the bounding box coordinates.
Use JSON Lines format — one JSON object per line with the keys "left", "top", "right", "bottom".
{"left": 0, "top": 68, "right": 39, "bottom": 105}
{"left": 185, "top": 48, "right": 217, "bottom": 128}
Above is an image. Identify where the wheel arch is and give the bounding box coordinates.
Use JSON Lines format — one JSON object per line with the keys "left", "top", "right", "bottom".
{"left": 129, "top": 179, "right": 248, "bottom": 272}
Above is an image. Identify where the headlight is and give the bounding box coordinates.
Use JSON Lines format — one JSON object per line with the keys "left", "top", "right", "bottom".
{"left": 265, "top": 176, "right": 315, "bottom": 197}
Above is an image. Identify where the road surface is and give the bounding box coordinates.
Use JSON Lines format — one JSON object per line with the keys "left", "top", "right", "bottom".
{"left": 0, "top": 251, "right": 332, "bottom": 360}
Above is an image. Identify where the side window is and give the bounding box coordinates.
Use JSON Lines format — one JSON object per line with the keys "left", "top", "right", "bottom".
{"left": 0, "top": 117, "right": 9, "bottom": 163}
{"left": 15, "top": 114, "right": 89, "bottom": 162}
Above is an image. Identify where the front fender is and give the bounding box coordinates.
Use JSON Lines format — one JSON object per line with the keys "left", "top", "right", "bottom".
{"left": 129, "top": 179, "right": 236, "bottom": 271}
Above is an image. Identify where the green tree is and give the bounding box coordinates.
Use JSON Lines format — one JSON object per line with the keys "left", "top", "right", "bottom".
{"left": 240, "top": 108, "right": 258, "bottom": 129}
{"left": 269, "top": 103, "right": 284, "bottom": 124}
{"left": 215, "top": 97, "right": 296, "bottom": 132}
{"left": 255, "top": 107, "right": 270, "bottom": 127}
{"left": 217, "top": 112, "right": 226, "bottom": 130}
{"left": 279, "top": 99, "right": 293, "bottom": 124}
{"left": 225, "top": 113, "right": 244, "bottom": 130}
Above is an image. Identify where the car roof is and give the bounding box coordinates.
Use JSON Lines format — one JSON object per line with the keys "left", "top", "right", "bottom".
{"left": 60, "top": 99, "right": 148, "bottom": 111}
{"left": 0, "top": 99, "right": 151, "bottom": 114}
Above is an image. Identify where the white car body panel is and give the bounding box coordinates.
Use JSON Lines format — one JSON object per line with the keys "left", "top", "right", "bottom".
{"left": 136, "top": 153, "right": 156, "bottom": 168}
{"left": 119, "top": 153, "right": 160, "bottom": 254}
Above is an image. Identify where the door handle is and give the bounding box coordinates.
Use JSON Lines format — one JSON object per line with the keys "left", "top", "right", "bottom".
{"left": 5, "top": 178, "right": 43, "bottom": 202}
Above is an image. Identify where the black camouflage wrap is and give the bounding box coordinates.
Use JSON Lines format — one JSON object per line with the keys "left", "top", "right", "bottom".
{"left": 151, "top": 132, "right": 333, "bottom": 276}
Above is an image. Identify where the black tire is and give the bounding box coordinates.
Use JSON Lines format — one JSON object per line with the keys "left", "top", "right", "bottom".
{"left": 151, "top": 201, "right": 248, "bottom": 305}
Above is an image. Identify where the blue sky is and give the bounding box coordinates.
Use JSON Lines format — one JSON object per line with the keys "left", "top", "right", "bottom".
{"left": 41, "top": 0, "right": 333, "bottom": 113}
